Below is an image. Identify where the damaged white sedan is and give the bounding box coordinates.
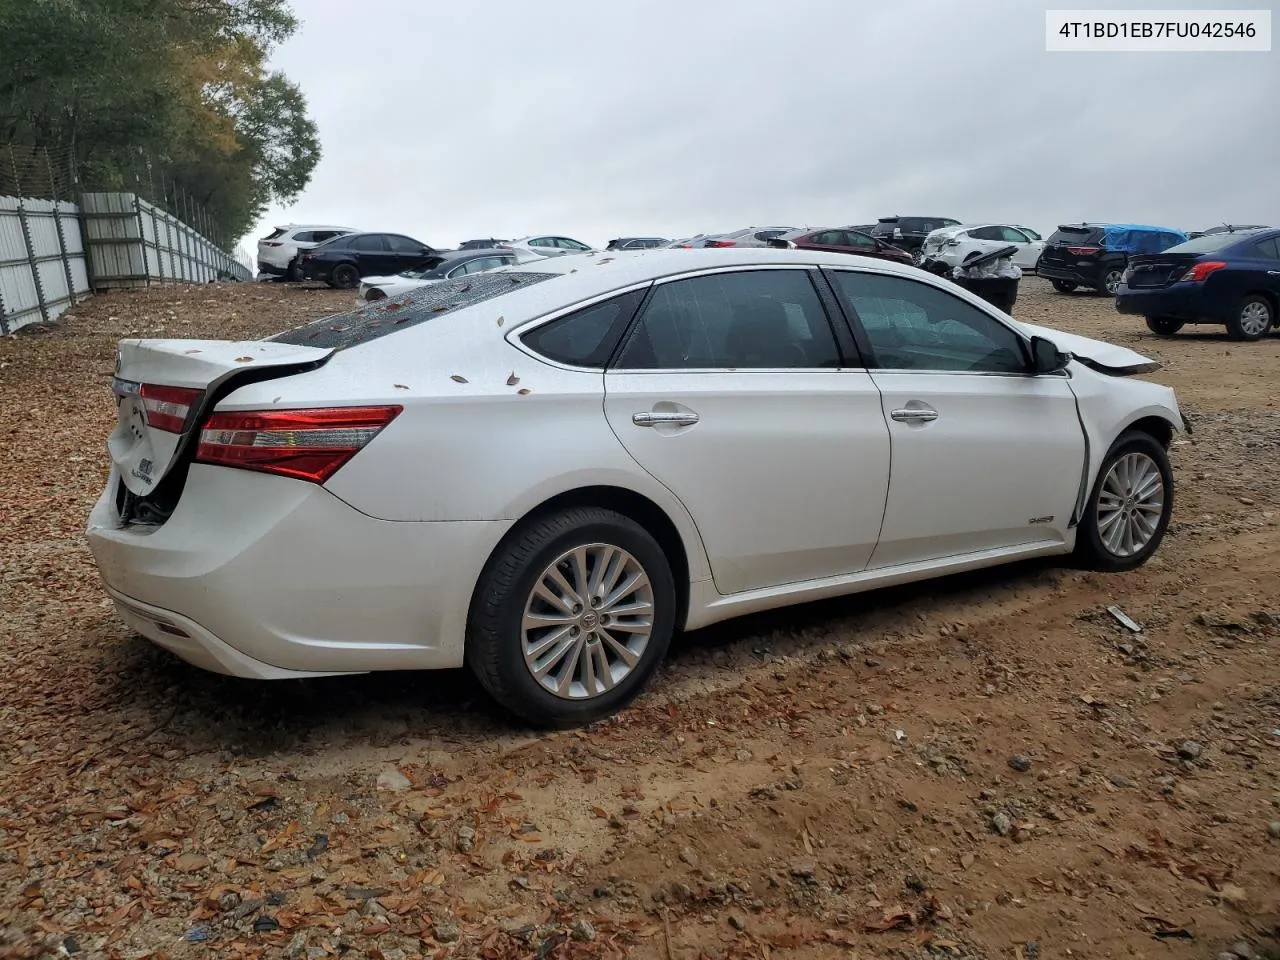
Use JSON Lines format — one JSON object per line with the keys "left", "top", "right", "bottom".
{"left": 87, "top": 249, "right": 1187, "bottom": 727}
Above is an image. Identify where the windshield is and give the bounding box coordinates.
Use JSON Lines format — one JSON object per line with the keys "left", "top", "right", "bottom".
{"left": 399, "top": 257, "right": 447, "bottom": 278}
{"left": 1163, "top": 234, "right": 1250, "bottom": 254}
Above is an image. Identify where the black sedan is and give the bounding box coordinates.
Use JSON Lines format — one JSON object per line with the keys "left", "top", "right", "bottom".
{"left": 300, "top": 232, "right": 436, "bottom": 288}
{"left": 1115, "top": 228, "right": 1280, "bottom": 341}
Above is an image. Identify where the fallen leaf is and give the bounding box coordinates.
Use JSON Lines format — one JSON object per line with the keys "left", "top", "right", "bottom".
{"left": 393, "top": 384, "right": 409, "bottom": 390}
{"left": 496, "top": 315, "right": 505, "bottom": 326}
{"left": 386, "top": 303, "right": 401, "bottom": 311}
{"left": 506, "top": 372, "right": 519, "bottom": 386}
{"left": 450, "top": 375, "right": 468, "bottom": 383}
{"left": 234, "top": 356, "right": 253, "bottom": 362}
{"left": 517, "top": 388, "right": 531, "bottom": 395}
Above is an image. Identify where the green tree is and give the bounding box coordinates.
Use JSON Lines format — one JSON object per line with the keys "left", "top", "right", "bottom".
{"left": 0, "top": 0, "right": 319, "bottom": 243}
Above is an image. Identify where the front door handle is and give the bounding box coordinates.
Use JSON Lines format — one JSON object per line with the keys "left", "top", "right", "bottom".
{"left": 890, "top": 407, "right": 938, "bottom": 423}
{"left": 633, "top": 411, "right": 700, "bottom": 427}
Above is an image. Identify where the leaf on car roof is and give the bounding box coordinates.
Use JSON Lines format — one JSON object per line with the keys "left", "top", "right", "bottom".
{"left": 517, "top": 388, "right": 531, "bottom": 395}
{"left": 450, "top": 375, "right": 468, "bottom": 384}
{"left": 496, "top": 316, "right": 504, "bottom": 326}
{"left": 393, "top": 384, "right": 409, "bottom": 390}
{"left": 234, "top": 356, "right": 253, "bottom": 362}
{"left": 506, "top": 372, "right": 519, "bottom": 386}
{"left": 385, "top": 303, "right": 401, "bottom": 311}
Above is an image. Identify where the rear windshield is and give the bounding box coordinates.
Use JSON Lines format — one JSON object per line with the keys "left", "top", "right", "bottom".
{"left": 264, "top": 228, "right": 285, "bottom": 240}
{"left": 270, "top": 271, "right": 557, "bottom": 350}
{"left": 1049, "top": 226, "right": 1103, "bottom": 244}
{"left": 400, "top": 257, "right": 448, "bottom": 278}
{"left": 1163, "top": 234, "right": 1249, "bottom": 254}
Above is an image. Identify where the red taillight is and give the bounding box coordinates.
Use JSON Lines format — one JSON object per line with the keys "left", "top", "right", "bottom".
{"left": 262, "top": 241, "right": 283, "bottom": 247}
{"left": 139, "top": 384, "right": 202, "bottom": 433}
{"left": 1066, "top": 246, "right": 1101, "bottom": 255}
{"left": 195, "top": 405, "right": 402, "bottom": 484}
{"left": 1179, "top": 260, "right": 1227, "bottom": 282}
{"left": 705, "top": 240, "right": 737, "bottom": 248}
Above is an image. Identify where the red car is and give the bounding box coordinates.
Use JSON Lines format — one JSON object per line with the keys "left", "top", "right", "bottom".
{"left": 768, "top": 227, "right": 914, "bottom": 264}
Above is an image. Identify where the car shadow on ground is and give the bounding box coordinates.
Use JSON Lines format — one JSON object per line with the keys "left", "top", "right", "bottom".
{"left": 88, "top": 557, "right": 1066, "bottom": 763}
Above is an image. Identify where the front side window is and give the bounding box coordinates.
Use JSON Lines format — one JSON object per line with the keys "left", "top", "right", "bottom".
{"left": 614, "top": 270, "right": 841, "bottom": 370}
{"left": 828, "top": 271, "right": 1027, "bottom": 374}
{"left": 520, "top": 290, "right": 645, "bottom": 368}
{"left": 529, "top": 238, "right": 552, "bottom": 248}
{"left": 968, "top": 226, "right": 1002, "bottom": 242}
{"left": 386, "top": 236, "right": 425, "bottom": 254}
{"left": 999, "top": 226, "right": 1031, "bottom": 243}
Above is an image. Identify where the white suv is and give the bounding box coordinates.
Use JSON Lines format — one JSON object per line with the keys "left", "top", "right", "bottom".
{"left": 258, "top": 224, "right": 358, "bottom": 280}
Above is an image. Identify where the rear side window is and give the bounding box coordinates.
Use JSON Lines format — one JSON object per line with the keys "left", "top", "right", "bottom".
{"left": 350, "top": 235, "right": 388, "bottom": 252}
{"left": 521, "top": 290, "right": 646, "bottom": 368}
{"left": 1254, "top": 237, "right": 1280, "bottom": 259}
{"left": 614, "top": 270, "right": 840, "bottom": 370}
{"left": 270, "top": 272, "right": 557, "bottom": 350}
{"left": 291, "top": 231, "right": 315, "bottom": 243}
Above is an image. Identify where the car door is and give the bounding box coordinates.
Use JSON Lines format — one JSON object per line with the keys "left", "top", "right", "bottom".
{"left": 603, "top": 267, "right": 891, "bottom": 596}
{"left": 824, "top": 268, "right": 1085, "bottom": 569}
{"left": 999, "top": 226, "right": 1044, "bottom": 269}
{"left": 347, "top": 234, "right": 392, "bottom": 274}
{"left": 385, "top": 235, "right": 430, "bottom": 272}
{"left": 805, "top": 230, "right": 845, "bottom": 253}
{"left": 1253, "top": 235, "right": 1280, "bottom": 301}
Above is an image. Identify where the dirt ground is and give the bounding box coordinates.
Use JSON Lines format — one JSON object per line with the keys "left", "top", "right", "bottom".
{"left": 1, "top": 277, "right": 1277, "bottom": 960}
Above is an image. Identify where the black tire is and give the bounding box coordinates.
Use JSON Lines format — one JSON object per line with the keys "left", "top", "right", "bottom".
{"left": 1097, "top": 266, "right": 1124, "bottom": 296}
{"left": 1225, "top": 294, "right": 1273, "bottom": 342}
{"left": 1051, "top": 279, "right": 1077, "bottom": 293}
{"left": 329, "top": 263, "right": 360, "bottom": 289}
{"left": 1075, "top": 430, "right": 1174, "bottom": 572}
{"left": 466, "top": 507, "right": 677, "bottom": 728}
{"left": 286, "top": 257, "right": 303, "bottom": 282}
{"left": 1145, "top": 316, "right": 1185, "bottom": 337}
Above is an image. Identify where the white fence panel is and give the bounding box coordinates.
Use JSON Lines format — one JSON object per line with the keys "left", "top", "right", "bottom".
{"left": 1, "top": 190, "right": 248, "bottom": 333}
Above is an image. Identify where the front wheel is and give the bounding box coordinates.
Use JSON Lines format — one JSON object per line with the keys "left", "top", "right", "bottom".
{"left": 1075, "top": 431, "right": 1173, "bottom": 572}
{"left": 467, "top": 507, "right": 676, "bottom": 727}
{"left": 1226, "top": 295, "right": 1273, "bottom": 341}
{"left": 1051, "top": 279, "right": 1077, "bottom": 293}
{"left": 1145, "top": 316, "right": 1185, "bottom": 337}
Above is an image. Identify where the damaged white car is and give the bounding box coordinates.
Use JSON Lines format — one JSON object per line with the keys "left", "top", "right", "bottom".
{"left": 920, "top": 223, "right": 1046, "bottom": 272}
{"left": 87, "top": 249, "right": 1186, "bottom": 727}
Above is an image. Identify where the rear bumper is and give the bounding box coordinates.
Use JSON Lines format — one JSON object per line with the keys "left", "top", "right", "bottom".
{"left": 256, "top": 261, "right": 287, "bottom": 277}
{"left": 1114, "top": 284, "right": 1223, "bottom": 321}
{"left": 86, "top": 465, "right": 513, "bottom": 678}
{"left": 1038, "top": 261, "right": 1104, "bottom": 286}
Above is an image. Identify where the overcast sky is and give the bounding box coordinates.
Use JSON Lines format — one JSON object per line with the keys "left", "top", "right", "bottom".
{"left": 241, "top": 0, "right": 1278, "bottom": 253}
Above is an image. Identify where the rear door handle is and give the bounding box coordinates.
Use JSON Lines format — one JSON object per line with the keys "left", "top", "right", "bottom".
{"left": 890, "top": 407, "right": 938, "bottom": 423}
{"left": 633, "top": 411, "right": 700, "bottom": 427}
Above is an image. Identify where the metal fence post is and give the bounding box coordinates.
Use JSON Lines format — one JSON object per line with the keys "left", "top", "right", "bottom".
{"left": 132, "top": 193, "right": 150, "bottom": 287}
{"left": 9, "top": 151, "right": 49, "bottom": 324}
{"left": 46, "top": 150, "right": 77, "bottom": 308}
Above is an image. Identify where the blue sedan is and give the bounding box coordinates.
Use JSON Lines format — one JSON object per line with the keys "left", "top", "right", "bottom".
{"left": 1115, "top": 228, "right": 1280, "bottom": 341}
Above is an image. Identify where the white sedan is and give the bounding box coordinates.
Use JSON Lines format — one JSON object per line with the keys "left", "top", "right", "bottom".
{"left": 920, "top": 224, "right": 1046, "bottom": 272}
{"left": 88, "top": 249, "right": 1186, "bottom": 727}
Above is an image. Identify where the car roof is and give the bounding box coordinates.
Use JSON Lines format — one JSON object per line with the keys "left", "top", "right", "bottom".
{"left": 437, "top": 248, "right": 513, "bottom": 261}
{"left": 276, "top": 224, "right": 356, "bottom": 232}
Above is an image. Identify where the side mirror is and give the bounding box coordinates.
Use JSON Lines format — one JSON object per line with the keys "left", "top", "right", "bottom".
{"left": 1030, "top": 335, "right": 1069, "bottom": 374}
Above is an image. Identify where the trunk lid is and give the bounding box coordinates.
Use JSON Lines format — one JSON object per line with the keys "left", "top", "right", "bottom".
{"left": 1123, "top": 252, "right": 1200, "bottom": 289}
{"left": 1040, "top": 226, "right": 1104, "bottom": 268}
{"left": 109, "top": 338, "right": 334, "bottom": 497}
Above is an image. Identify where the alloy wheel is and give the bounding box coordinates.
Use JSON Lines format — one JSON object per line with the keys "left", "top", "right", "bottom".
{"left": 1240, "top": 301, "right": 1272, "bottom": 337}
{"left": 521, "top": 543, "right": 654, "bottom": 700}
{"left": 1095, "top": 452, "right": 1166, "bottom": 558}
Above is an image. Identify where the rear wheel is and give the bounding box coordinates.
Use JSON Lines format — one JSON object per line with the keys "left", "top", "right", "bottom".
{"left": 1145, "top": 316, "right": 1185, "bottom": 337}
{"left": 1075, "top": 431, "right": 1173, "bottom": 572}
{"left": 1098, "top": 266, "right": 1124, "bottom": 296}
{"left": 1226, "top": 295, "right": 1273, "bottom": 341}
{"left": 1051, "top": 279, "right": 1077, "bottom": 293}
{"left": 286, "top": 257, "right": 303, "bottom": 282}
{"left": 467, "top": 507, "right": 676, "bottom": 728}
{"left": 329, "top": 263, "right": 359, "bottom": 289}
